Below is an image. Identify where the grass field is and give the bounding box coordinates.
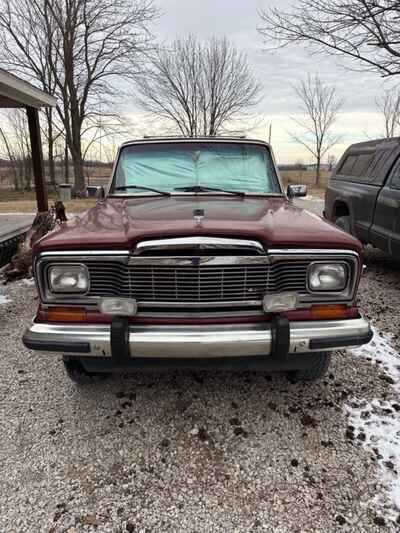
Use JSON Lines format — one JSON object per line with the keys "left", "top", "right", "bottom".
{"left": 279, "top": 169, "right": 331, "bottom": 185}
{"left": 279, "top": 169, "right": 330, "bottom": 200}
{"left": 0, "top": 190, "right": 96, "bottom": 213}
{"left": 0, "top": 171, "right": 329, "bottom": 213}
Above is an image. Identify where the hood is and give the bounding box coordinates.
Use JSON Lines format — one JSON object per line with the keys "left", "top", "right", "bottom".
{"left": 35, "top": 195, "right": 362, "bottom": 253}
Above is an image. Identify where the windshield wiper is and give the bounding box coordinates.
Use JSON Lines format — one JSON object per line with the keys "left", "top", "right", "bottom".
{"left": 113, "top": 185, "right": 170, "bottom": 197}
{"left": 174, "top": 185, "right": 245, "bottom": 197}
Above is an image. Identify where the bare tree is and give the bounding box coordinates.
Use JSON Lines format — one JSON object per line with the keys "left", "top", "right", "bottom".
{"left": 0, "top": 123, "right": 20, "bottom": 191}
{"left": 46, "top": 0, "right": 157, "bottom": 191}
{"left": 258, "top": 1, "right": 400, "bottom": 78}
{"left": 8, "top": 110, "right": 32, "bottom": 190}
{"left": 0, "top": 0, "right": 157, "bottom": 192}
{"left": 290, "top": 75, "right": 343, "bottom": 185}
{"left": 376, "top": 87, "right": 400, "bottom": 137}
{"left": 327, "top": 154, "right": 337, "bottom": 172}
{"left": 0, "top": 0, "right": 60, "bottom": 185}
{"left": 135, "top": 36, "right": 262, "bottom": 136}
{"left": 0, "top": 110, "right": 33, "bottom": 190}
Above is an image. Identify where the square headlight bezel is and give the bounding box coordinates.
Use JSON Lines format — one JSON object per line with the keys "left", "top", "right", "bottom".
{"left": 307, "top": 261, "right": 349, "bottom": 293}
{"left": 46, "top": 263, "right": 90, "bottom": 294}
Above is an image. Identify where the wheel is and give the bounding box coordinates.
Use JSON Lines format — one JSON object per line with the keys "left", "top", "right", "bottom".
{"left": 335, "top": 215, "right": 351, "bottom": 234}
{"left": 287, "top": 352, "right": 331, "bottom": 382}
{"left": 63, "top": 357, "right": 108, "bottom": 385}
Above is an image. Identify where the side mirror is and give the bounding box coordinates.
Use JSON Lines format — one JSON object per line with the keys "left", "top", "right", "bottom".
{"left": 287, "top": 184, "right": 307, "bottom": 199}
{"left": 96, "top": 186, "right": 105, "bottom": 200}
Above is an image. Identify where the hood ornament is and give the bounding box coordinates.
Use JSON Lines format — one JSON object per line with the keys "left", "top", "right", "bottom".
{"left": 193, "top": 208, "right": 205, "bottom": 227}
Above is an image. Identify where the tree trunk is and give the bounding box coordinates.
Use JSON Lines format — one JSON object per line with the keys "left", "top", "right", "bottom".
{"left": 24, "top": 157, "right": 32, "bottom": 191}
{"left": 71, "top": 144, "right": 85, "bottom": 193}
{"left": 12, "top": 166, "right": 20, "bottom": 191}
{"left": 316, "top": 155, "right": 321, "bottom": 186}
{"left": 68, "top": 102, "right": 86, "bottom": 193}
{"left": 47, "top": 111, "right": 56, "bottom": 186}
{"left": 64, "top": 141, "right": 69, "bottom": 183}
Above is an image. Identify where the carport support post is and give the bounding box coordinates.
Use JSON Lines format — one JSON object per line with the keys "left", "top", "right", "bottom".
{"left": 26, "top": 106, "right": 48, "bottom": 212}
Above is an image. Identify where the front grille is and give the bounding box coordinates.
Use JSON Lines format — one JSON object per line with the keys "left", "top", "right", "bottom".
{"left": 86, "top": 259, "right": 310, "bottom": 305}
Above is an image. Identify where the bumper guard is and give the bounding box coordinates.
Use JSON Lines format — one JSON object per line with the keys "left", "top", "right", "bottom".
{"left": 23, "top": 316, "right": 372, "bottom": 361}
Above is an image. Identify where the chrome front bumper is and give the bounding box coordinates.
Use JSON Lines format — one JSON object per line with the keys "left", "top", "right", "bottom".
{"left": 23, "top": 317, "right": 372, "bottom": 359}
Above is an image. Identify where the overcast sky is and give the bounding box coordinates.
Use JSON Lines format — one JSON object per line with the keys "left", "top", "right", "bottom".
{"left": 128, "top": 0, "right": 394, "bottom": 163}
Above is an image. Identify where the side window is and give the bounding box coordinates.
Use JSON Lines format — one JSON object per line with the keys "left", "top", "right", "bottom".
{"left": 352, "top": 153, "right": 374, "bottom": 176}
{"left": 337, "top": 152, "right": 375, "bottom": 181}
{"left": 389, "top": 159, "right": 400, "bottom": 189}
{"left": 368, "top": 151, "right": 385, "bottom": 178}
{"left": 339, "top": 155, "right": 357, "bottom": 175}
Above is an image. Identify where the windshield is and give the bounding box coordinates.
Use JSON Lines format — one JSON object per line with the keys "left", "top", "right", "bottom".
{"left": 111, "top": 142, "right": 281, "bottom": 194}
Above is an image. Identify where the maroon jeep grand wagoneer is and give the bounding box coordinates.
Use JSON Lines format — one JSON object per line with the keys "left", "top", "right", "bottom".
{"left": 23, "top": 137, "right": 372, "bottom": 384}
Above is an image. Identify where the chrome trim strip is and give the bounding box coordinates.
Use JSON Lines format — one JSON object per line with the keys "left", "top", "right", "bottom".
{"left": 133, "top": 237, "right": 265, "bottom": 255}
{"left": 39, "top": 250, "right": 130, "bottom": 256}
{"left": 138, "top": 300, "right": 263, "bottom": 308}
{"left": 23, "top": 317, "right": 371, "bottom": 358}
{"left": 268, "top": 249, "right": 359, "bottom": 256}
{"left": 135, "top": 309, "right": 266, "bottom": 318}
{"left": 129, "top": 255, "right": 270, "bottom": 266}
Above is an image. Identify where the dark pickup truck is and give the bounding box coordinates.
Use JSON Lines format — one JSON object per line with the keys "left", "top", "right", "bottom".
{"left": 325, "top": 137, "right": 400, "bottom": 259}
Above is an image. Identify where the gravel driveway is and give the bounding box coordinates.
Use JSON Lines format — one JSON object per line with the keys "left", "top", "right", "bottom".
{"left": 1, "top": 202, "right": 400, "bottom": 532}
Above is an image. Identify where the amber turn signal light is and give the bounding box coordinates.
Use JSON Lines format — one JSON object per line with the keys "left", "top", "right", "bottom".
{"left": 310, "top": 304, "right": 348, "bottom": 320}
{"left": 47, "top": 307, "right": 86, "bottom": 322}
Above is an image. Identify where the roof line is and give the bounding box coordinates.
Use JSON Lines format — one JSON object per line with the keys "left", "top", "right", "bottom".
{"left": 120, "top": 136, "right": 270, "bottom": 147}
{"left": 0, "top": 68, "right": 56, "bottom": 108}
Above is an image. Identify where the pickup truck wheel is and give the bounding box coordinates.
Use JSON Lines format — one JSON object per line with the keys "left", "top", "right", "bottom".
{"left": 287, "top": 352, "right": 331, "bottom": 382}
{"left": 63, "top": 357, "right": 108, "bottom": 385}
{"left": 335, "top": 216, "right": 351, "bottom": 233}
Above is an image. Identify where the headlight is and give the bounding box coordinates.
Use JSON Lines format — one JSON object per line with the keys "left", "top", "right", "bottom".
{"left": 48, "top": 264, "right": 89, "bottom": 293}
{"left": 308, "top": 262, "right": 348, "bottom": 292}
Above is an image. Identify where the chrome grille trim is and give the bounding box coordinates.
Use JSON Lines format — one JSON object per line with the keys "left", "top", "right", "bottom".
{"left": 133, "top": 237, "right": 265, "bottom": 255}
{"left": 87, "top": 260, "right": 310, "bottom": 305}
{"left": 35, "top": 248, "right": 360, "bottom": 309}
{"left": 128, "top": 255, "right": 271, "bottom": 266}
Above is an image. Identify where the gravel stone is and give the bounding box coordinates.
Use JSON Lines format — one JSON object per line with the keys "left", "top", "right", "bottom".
{"left": 1, "top": 241, "right": 400, "bottom": 531}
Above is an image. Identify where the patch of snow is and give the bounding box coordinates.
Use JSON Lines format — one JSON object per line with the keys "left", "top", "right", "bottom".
{"left": 21, "top": 278, "right": 35, "bottom": 287}
{"left": 305, "top": 195, "right": 324, "bottom": 202}
{"left": 0, "top": 288, "right": 10, "bottom": 305}
{"left": 346, "top": 328, "right": 400, "bottom": 520}
{"left": 351, "top": 328, "right": 400, "bottom": 390}
{"left": 346, "top": 398, "right": 400, "bottom": 517}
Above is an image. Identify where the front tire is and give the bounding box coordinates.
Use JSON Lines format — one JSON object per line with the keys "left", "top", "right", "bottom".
{"left": 63, "top": 357, "right": 108, "bottom": 385}
{"left": 288, "top": 352, "right": 331, "bottom": 382}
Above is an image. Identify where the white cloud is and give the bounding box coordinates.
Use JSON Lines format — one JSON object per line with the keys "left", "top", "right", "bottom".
{"left": 115, "top": 0, "right": 393, "bottom": 163}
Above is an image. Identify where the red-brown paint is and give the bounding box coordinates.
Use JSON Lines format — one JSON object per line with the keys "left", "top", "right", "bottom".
{"left": 33, "top": 195, "right": 362, "bottom": 325}
{"left": 34, "top": 195, "right": 362, "bottom": 253}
